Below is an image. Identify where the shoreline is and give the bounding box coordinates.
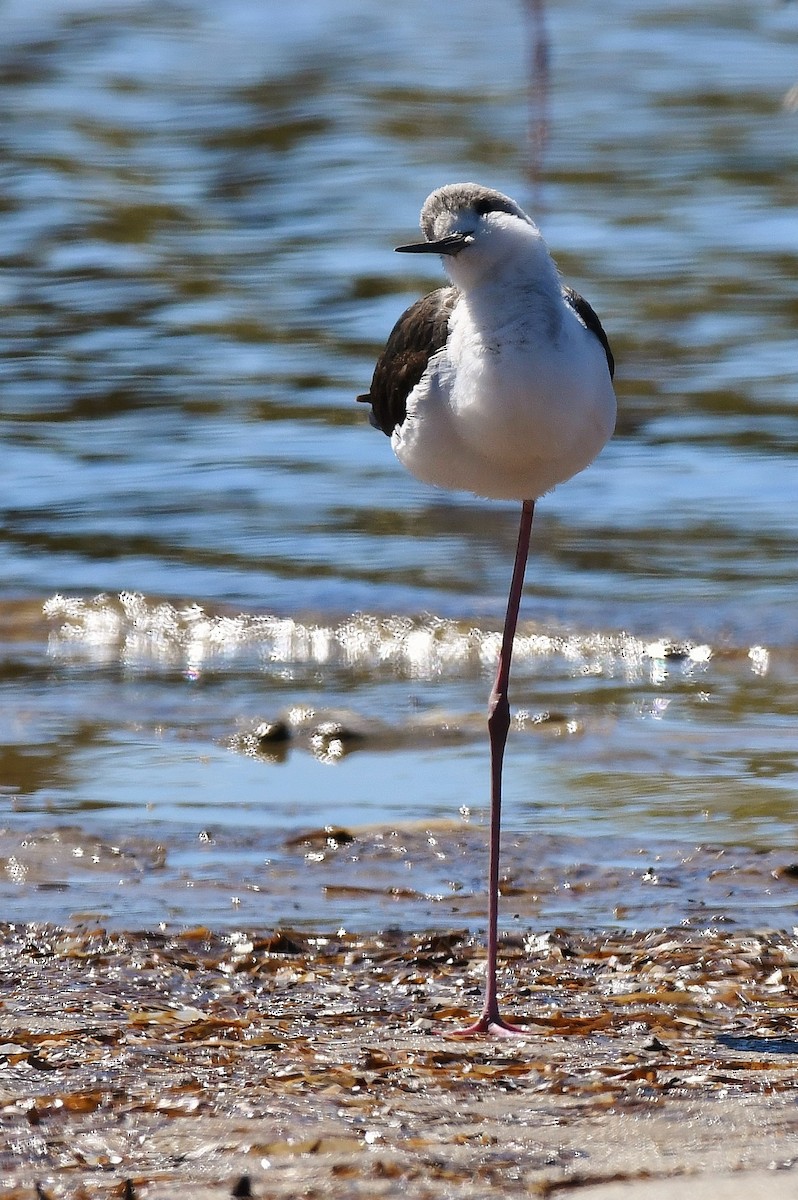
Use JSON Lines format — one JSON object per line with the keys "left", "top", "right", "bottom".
{"left": 1, "top": 924, "right": 797, "bottom": 1197}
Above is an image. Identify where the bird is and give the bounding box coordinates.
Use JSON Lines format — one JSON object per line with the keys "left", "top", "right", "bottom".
{"left": 357, "top": 182, "right": 616, "bottom": 1036}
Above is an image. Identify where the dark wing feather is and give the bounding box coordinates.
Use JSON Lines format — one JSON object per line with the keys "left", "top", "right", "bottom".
{"left": 357, "top": 286, "right": 459, "bottom": 435}
{"left": 562, "top": 285, "right": 615, "bottom": 380}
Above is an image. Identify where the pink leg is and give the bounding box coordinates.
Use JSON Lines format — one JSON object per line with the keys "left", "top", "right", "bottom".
{"left": 449, "top": 499, "right": 535, "bottom": 1037}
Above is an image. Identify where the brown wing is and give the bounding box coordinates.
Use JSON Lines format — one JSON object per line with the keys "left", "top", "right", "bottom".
{"left": 562, "top": 285, "right": 615, "bottom": 380}
{"left": 357, "top": 286, "right": 459, "bottom": 435}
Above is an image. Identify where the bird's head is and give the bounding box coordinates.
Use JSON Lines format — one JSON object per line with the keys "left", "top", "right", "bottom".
{"left": 395, "top": 183, "right": 540, "bottom": 285}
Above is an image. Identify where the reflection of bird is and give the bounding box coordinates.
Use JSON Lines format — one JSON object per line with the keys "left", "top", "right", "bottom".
{"left": 358, "top": 183, "right": 616, "bottom": 1035}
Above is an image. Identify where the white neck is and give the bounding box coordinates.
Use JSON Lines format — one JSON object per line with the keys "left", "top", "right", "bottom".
{"left": 446, "top": 223, "right": 562, "bottom": 335}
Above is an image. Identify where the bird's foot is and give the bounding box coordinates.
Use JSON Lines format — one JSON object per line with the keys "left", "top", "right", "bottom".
{"left": 443, "top": 1011, "right": 529, "bottom": 1039}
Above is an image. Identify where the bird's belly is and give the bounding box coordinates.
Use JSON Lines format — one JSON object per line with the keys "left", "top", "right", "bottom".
{"left": 453, "top": 344, "right": 612, "bottom": 463}
{"left": 453, "top": 352, "right": 561, "bottom": 459}
{"left": 392, "top": 345, "right": 615, "bottom": 501}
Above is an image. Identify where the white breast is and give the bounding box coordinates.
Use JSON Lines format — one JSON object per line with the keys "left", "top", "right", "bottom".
{"left": 392, "top": 294, "right": 616, "bottom": 501}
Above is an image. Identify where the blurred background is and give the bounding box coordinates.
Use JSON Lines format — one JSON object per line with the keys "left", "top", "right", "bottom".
{"left": 1, "top": 0, "right": 798, "bottom": 932}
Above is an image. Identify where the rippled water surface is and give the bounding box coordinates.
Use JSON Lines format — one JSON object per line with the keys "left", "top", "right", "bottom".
{"left": 2, "top": 0, "right": 798, "bottom": 931}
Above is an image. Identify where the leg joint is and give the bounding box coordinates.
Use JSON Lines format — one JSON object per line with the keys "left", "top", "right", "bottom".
{"left": 488, "top": 690, "right": 511, "bottom": 738}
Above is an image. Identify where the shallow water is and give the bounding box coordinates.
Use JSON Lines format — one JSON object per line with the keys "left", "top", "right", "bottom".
{"left": 1, "top": 0, "right": 798, "bottom": 931}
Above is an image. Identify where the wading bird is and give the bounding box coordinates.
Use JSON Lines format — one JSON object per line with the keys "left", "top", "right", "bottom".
{"left": 358, "top": 183, "right": 616, "bottom": 1035}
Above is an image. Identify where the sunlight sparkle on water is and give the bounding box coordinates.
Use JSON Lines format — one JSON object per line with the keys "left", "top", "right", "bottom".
{"left": 43, "top": 592, "right": 728, "bottom": 686}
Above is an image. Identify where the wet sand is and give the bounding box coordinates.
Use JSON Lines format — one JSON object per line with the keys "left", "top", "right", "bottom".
{"left": 5, "top": 818, "right": 798, "bottom": 933}
{"left": 1, "top": 924, "right": 798, "bottom": 1198}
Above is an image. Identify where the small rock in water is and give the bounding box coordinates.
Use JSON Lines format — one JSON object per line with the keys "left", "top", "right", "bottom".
{"left": 312, "top": 719, "right": 365, "bottom": 745}
{"left": 774, "top": 863, "right": 798, "bottom": 881}
{"left": 255, "top": 719, "right": 292, "bottom": 745}
{"left": 285, "top": 825, "right": 355, "bottom": 850}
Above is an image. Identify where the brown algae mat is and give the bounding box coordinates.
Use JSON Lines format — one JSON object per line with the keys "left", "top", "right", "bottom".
{"left": 1, "top": 924, "right": 798, "bottom": 1198}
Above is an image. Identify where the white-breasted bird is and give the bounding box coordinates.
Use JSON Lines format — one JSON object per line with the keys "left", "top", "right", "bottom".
{"left": 358, "top": 182, "right": 616, "bottom": 1036}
